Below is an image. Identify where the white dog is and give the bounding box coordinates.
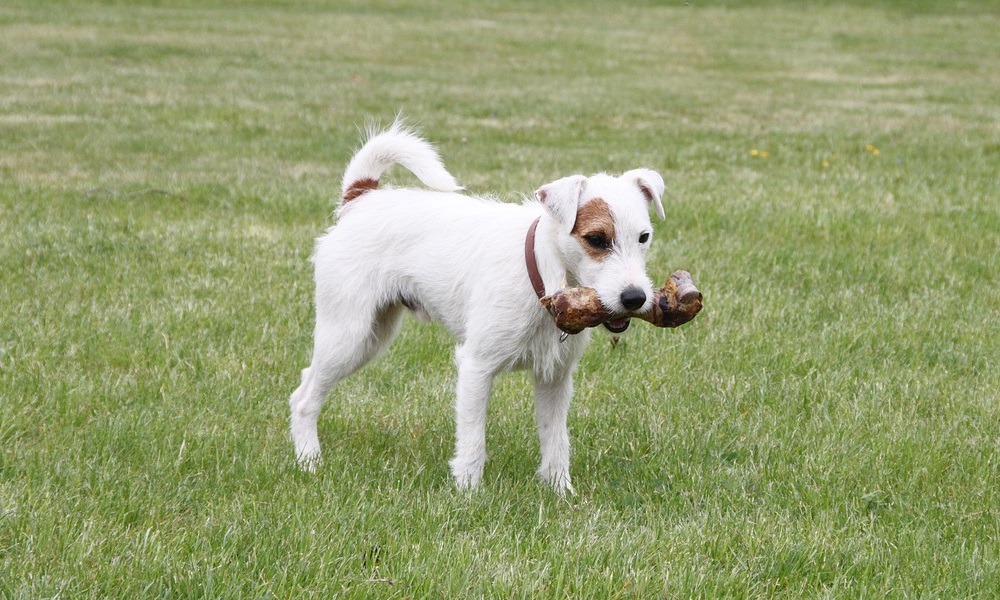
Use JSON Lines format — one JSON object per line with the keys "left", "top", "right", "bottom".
{"left": 289, "top": 121, "right": 665, "bottom": 494}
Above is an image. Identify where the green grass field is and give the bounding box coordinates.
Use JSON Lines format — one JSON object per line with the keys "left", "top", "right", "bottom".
{"left": 2, "top": 0, "right": 999, "bottom": 597}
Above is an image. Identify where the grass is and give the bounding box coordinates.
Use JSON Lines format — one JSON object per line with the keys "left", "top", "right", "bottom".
{"left": 2, "top": 0, "right": 999, "bottom": 597}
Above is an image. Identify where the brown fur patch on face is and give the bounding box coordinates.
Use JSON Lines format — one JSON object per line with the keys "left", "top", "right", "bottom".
{"left": 342, "top": 178, "right": 379, "bottom": 203}
{"left": 571, "top": 197, "right": 615, "bottom": 261}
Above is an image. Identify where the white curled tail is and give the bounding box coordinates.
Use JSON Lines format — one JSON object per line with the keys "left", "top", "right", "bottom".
{"left": 340, "top": 120, "right": 462, "bottom": 206}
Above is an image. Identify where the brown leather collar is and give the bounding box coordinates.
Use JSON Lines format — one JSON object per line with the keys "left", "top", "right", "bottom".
{"left": 524, "top": 217, "right": 545, "bottom": 300}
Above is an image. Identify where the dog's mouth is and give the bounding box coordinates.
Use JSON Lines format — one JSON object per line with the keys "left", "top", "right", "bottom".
{"left": 603, "top": 318, "right": 631, "bottom": 334}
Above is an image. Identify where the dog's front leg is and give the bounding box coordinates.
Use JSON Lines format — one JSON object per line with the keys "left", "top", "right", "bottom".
{"left": 449, "top": 348, "right": 495, "bottom": 490}
{"left": 535, "top": 372, "right": 575, "bottom": 495}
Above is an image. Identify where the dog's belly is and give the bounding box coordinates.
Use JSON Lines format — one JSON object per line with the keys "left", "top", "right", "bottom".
{"left": 390, "top": 273, "right": 591, "bottom": 379}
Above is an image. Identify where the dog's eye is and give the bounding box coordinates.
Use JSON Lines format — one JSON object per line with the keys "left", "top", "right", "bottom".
{"left": 639, "top": 232, "right": 650, "bottom": 244}
{"left": 584, "top": 234, "right": 610, "bottom": 250}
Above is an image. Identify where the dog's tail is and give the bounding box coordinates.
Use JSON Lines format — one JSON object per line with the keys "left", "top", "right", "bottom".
{"left": 340, "top": 119, "right": 462, "bottom": 205}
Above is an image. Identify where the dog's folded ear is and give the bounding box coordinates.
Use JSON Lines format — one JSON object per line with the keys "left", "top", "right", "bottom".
{"left": 623, "top": 169, "right": 665, "bottom": 221}
{"left": 535, "top": 175, "right": 587, "bottom": 235}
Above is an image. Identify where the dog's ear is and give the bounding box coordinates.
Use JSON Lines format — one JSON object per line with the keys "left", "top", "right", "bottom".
{"left": 623, "top": 169, "right": 665, "bottom": 221}
{"left": 535, "top": 175, "right": 587, "bottom": 235}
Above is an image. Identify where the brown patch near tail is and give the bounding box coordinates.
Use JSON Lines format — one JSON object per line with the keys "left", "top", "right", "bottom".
{"left": 342, "top": 178, "right": 379, "bottom": 203}
{"left": 571, "top": 197, "right": 616, "bottom": 261}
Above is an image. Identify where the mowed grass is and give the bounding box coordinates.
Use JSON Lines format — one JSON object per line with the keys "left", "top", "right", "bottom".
{"left": 2, "top": 0, "right": 999, "bottom": 597}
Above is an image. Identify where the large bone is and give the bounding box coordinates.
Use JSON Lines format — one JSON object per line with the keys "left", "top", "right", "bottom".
{"left": 540, "top": 270, "right": 703, "bottom": 335}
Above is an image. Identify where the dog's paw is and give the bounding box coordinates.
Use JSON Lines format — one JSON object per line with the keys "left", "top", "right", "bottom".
{"left": 538, "top": 468, "right": 575, "bottom": 497}
{"left": 295, "top": 450, "right": 323, "bottom": 473}
{"left": 449, "top": 457, "right": 485, "bottom": 491}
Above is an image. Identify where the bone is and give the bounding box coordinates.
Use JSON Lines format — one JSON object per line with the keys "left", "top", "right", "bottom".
{"left": 540, "top": 270, "right": 703, "bottom": 335}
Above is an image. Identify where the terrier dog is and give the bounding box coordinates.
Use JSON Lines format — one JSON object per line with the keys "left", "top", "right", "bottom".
{"left": 289, "top": 121, "right": 665, "bottom": 494}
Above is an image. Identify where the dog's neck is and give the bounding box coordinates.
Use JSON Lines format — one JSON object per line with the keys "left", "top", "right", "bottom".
{"left": 524, "top": 217, "right": 547, "bottom": 300}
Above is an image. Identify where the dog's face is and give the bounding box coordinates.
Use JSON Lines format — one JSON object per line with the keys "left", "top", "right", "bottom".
{"left": 536, "top": 169, "right": 666, "bottom": 333}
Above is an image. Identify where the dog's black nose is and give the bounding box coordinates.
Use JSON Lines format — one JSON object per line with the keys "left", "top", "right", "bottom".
{"left": 620, "top": 287, "right": 646, "bottom": 311}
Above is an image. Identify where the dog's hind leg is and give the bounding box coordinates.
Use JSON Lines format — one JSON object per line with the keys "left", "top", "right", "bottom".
{"left": 289, "top": 304, "right": 404, "bottom": 470}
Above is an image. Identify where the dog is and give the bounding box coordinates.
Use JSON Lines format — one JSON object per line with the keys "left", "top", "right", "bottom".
{"left": 289, "top": 120, "right": 665, "bottom": 494}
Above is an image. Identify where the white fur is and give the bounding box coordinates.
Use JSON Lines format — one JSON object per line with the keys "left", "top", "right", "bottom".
{"left": 289, "top": 120, "right": 665, "bottom": 494}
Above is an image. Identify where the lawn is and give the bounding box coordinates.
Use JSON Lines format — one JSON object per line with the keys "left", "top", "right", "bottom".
{"left": 2, "top": 0, "right": 999, "bottom": 597}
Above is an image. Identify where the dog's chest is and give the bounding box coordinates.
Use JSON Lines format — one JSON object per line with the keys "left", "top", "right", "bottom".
{"left": 520, "top": 328, "right": 591, "bottom": 381}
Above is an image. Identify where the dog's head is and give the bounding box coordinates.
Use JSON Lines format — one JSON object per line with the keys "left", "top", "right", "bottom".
{"left": 536, "top": 169, "right": 665, "bottom": 333}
